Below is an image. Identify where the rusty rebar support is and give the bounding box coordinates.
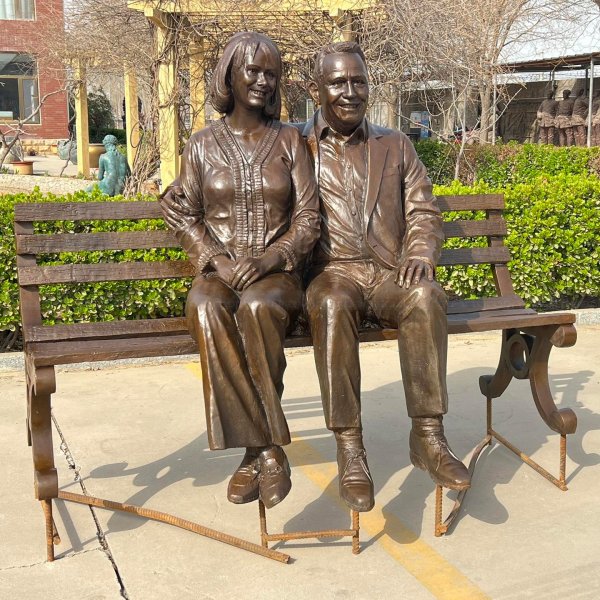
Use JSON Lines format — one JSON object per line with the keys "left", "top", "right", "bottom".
{"left": 560, "top": 434, "right": 567, "bottom": 487}
{"left": 59, "top": 491, "right": 289, "bottom": 563}
{"left": 41, "top": 499, "right": 55, "bottom": 562}
{"left": 490, "top": 429, "right": 567, "bottom": 491}
{"left": 486, "top": 397, "right": 492, "bottom": 433}
{"left": 434, "top": 486, "right": 446, "bottom": 537}
{"left": 351, "top": 510, "right": 360, "bottom": 555}
{"left": 258, "top": 500, "right": 360, "bottom": 553}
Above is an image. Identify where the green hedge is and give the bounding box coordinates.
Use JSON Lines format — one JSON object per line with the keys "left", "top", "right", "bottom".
{"left": 1, "top": 176, "right": 599, "bottom": 333}
{"left": 435, "top": 175, "right": 600, "bottom": 306}
{"left": 0, "top": 188, "right": 190, "bottom": 332}
{"left": 414, "top": 140, "right": 600, "bottom": 186}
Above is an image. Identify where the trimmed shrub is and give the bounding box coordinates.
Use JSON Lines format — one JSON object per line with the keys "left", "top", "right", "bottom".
{"left": 434, "top": 175, "right": 600, "bottom": 307}
{"left": 0, "top": 188, "right": 190, "bottom": 333}
{"left": 415, "top": 140, "right": 600, "bottom": 186}
{"left": 1, "top": 178, "right": 598, "bottom": 336}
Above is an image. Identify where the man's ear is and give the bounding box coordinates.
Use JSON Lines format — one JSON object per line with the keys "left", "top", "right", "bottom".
{"left": 308, "top": 81, "right": 320, "bottom": 106}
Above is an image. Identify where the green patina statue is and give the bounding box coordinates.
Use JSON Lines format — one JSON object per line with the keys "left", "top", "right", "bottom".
{"left": 88, "top": 134, "right": 130, "bottom": 196}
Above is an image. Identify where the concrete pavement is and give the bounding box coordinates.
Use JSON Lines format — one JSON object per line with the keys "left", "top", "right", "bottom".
{"left": 1, "top": 327, "right": 599, "bottom": 599}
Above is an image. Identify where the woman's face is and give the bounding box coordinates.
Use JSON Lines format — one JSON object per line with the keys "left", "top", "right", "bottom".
{"left": 230, "top": 44, "right": 278, "bottom": 113}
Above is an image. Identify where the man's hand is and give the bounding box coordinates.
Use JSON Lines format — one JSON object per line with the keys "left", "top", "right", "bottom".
{"left": 230, "top": 252, "right": 285, "bottom": 291}
{"left": 396, "top": 258, "right": 434, "bottom": 289}
{"left": 210, "top": 255, "right": 236, "bottom": 286}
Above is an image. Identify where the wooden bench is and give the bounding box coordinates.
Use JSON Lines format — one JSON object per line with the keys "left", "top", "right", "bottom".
{"left": 14, "top": 193, "right": 577, "bottom": 560}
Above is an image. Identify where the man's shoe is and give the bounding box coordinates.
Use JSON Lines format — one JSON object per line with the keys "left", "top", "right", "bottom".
{"left": 258, "top": 446, "right": 292, "bottom": 509}
{"left": 227, "top": 448, "right": 260, "bottom": 504}
{"left": 409, "top": 417, "right": 471, "bottom": 491}
{"left": 335, "top": 428, "right": 375, "bottom": 512}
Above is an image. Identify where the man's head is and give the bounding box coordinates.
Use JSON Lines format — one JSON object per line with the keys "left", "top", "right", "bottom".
{"left": 563, "top": 89, "right": 572, "bottom": 100}
{"left": 309, "top": 42, "right": 369, "bottom": 136}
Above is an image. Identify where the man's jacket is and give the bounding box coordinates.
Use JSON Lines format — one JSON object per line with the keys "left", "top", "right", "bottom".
{"left": 297, "top": 113, "right": 444, "bottom": 270}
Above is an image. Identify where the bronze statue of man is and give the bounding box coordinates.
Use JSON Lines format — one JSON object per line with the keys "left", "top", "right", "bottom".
{"left": 88, "top": 134, "right": 130, "bottom": 196}
{"left": 536, "top": 90, "right": 558, "bottom": 145}
{"left": 300, "top": 42, "right": 470, "bottom": 512}
{"left": 571, "top": 89, "right": 589, "bottom": 147}
{"left": 556, "top": 89, "right": 576, "bottom": 147}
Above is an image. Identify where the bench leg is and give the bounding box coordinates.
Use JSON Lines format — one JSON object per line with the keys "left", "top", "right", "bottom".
{"left": 479, "top": 325, "right": 577, "bottom": 490}
{"left": 259, "top": 500, "right": 360, "bottom": 555}
{"left": 26, "top": 363, "right": 60, "bottom": 561}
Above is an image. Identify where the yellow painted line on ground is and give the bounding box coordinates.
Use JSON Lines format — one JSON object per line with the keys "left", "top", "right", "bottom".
{"left": 185, "top": 362, "right": 203, "bottom": 380}
{"left": 185, "top": 363, "right": 488, "bottom": 599}
{"left": 288, "top": 437, "right": 489, "bottom": 600}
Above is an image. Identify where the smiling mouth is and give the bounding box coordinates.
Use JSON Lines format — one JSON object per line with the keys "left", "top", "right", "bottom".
{"left": 250, "top": 90, "right": 267, "bottom": 98}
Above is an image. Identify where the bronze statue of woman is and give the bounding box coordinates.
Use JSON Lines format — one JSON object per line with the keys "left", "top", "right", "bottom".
{"left": 159, "top": 32, "right": 320, "bottom": 509}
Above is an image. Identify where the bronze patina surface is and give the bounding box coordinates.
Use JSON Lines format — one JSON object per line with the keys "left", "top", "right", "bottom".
{"left": 159, "top": 32, "right": 320, "bottom": 509}
{"left": 302, "top": 42, "right": 471, "bottom": 512}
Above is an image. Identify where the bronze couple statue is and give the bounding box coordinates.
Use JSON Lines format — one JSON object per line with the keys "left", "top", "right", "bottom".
{"left": 160, "top": 32, "right": 470, "bottom": 516}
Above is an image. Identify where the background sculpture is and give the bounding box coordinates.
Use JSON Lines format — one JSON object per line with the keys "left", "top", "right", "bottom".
{"left": 87, "top": 134, "right": 130, "bottom": 196}
{"left": 536, "top": 90, "right": 558, "bottom": 145}
{"left": 556, "top": 89, "right": 576, "bottom": 146}
{"left": 571, "top": 89, "right": 589, "bottom": 147}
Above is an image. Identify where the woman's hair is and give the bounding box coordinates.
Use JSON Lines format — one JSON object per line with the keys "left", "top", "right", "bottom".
{"left": 209, "top": 31, "right": 282, "bottom": 119}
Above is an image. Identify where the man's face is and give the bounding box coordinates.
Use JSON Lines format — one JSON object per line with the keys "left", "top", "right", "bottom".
{"left": 315, "top": 52, "right": 369, "bottom": 135}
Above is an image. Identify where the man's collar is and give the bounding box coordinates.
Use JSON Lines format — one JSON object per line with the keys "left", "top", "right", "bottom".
{"left": 314, "top": 109, "right": 368, "bottom": 144}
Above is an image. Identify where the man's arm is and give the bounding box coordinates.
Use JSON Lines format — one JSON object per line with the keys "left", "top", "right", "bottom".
{"left": 396, "top": 134, "right": 444, "bottom": 287}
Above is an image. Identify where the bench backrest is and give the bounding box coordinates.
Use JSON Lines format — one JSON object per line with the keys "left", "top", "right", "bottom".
{"left": 14, "top": 194, "right": 523, "bottom": 343}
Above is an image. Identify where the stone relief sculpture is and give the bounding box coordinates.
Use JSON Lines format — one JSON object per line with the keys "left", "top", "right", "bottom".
{"left": 571, "top": 89, "right": 589, "bottom": 147}
{"left": 556, "top": 89, "right": 576, "bottom": 146}
{"left": 536, "top": 90, "right": 558, "bottom": 145}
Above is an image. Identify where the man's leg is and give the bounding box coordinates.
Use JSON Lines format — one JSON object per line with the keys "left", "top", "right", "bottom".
{"left": 566, "top": 126, "right": 575, "bottom": 146}
{"left": 306, "top": 270, "right": 374, "bottom": 511}
{"left": 371, "top": 277, "right": 470, "bottom": 490}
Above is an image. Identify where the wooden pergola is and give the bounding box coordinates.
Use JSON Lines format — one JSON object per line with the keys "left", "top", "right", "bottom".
{"left": 73, "top": 0, "right": 370, "bottom": 188}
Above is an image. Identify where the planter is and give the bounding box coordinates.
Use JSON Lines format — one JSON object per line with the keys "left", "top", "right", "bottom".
{"left": 11, "top": 161, "right": 34, "bottom": 175}
{"left": 89, "top": 143, "right": 105, "bottom": 169}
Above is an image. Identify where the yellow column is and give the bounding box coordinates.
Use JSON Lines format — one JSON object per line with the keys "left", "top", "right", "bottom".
{"left": 152, "top": 11, "right": 179, "bottom": 188}
{"left": 333, "top": 10, "right": 355, "bottom": 42}
{"left": 124, "top": 68, "right": 140, "bottom": 169}
{"left": 74, "top": 60, "right": 90, "bottom": 178}
{"left": 189, "top": 38, "right": 206, "bottom": 131}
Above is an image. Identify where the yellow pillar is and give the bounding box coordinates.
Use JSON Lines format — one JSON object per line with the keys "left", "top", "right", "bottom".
{"left": 74, "top": 60, "right": 90, "bottom": 178}
{"left": 189, "top": 38, "right": 206, "bottom": 131}
{"left": 150, "top": 10, "right": 179, "bottom": 188}
{"left": 333, "top": 10, "right": 355, "bottom": 42}
{"left": 124, "top": 68, "right": 140, "bottom": 169}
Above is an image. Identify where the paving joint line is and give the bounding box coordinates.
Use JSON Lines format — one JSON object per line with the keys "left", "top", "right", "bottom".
{"left": 52, "top": 412, "right": 130, "bottom": 600}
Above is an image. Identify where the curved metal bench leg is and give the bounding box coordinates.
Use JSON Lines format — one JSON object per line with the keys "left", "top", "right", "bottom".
{"left": 27, "top": 362, "right": 60, "bottom": 561}
{"left": 479, "top": 325, "right": 577, "bottom": 493}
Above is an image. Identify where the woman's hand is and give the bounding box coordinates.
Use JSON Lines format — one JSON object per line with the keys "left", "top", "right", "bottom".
{"left": 230, "top": 252, "right": 285, "bottom": 290}
{"left": 210, "top": 255, "right": 236, "bottom": 286}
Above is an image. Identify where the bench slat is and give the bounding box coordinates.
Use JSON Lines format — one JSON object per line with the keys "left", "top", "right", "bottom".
{"left": 437, "top": 194, "right": 504, "bottom": 211}
{"left": 27, "top": 309, "right": 576, "bottom": 366}
{"left": 14, "top": 201, "right": 162, "bottom": 222}
{"left": 439, "top": 246, "right": 511, "bottom": 266}
{"left": 443, "top": 219, "right": 507, "bottom": 238}
{"left": 16, "top": 231, "right": 180, "bottom": 254}
{"left": 27, "top": 317, "right": 189, "bottom": 343}
{"left": 18, "top": 261, "right": 195, "bottom": 285}
{"left": 447, "top": 294, "right": 525, "bottom": 314}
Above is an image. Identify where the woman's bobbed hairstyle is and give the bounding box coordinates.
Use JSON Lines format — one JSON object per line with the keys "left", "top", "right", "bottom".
{"left": 209, "top": 31, "right": 282, "bottom": 120}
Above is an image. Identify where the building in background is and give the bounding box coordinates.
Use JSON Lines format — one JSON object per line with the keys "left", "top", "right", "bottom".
{"left": 1, "top": 0, "right": 69, "bottom": 151}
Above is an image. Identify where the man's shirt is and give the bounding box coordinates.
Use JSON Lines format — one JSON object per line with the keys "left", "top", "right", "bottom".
{"left": 313, "top": 111, "right": 371, "bottom": 265}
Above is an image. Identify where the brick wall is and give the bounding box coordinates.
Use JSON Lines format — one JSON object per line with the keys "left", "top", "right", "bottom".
{"left": 0, "top": 0, "right": 69, "bottom": 140}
